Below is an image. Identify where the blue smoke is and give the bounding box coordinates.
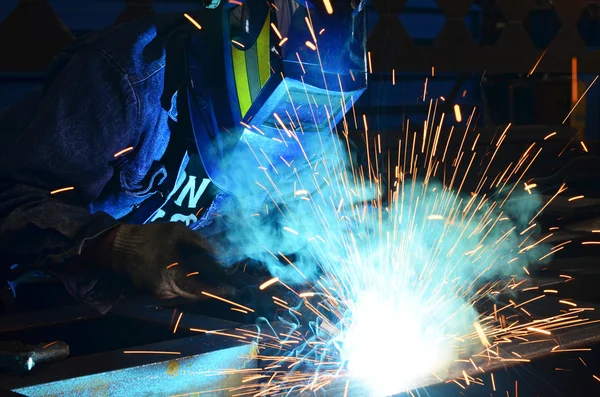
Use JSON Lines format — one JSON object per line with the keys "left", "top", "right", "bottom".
{"left": 207, "top": 126, "right": 547, "bottom": 394}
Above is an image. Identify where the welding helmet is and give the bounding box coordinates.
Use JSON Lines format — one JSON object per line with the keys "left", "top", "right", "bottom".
{"left": 187, "top": 0, "right": 368, "bottom": 198}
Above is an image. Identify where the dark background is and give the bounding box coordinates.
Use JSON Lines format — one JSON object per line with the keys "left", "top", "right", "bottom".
{"left": 1, "top": 0, "right": 600, "bottom": 140}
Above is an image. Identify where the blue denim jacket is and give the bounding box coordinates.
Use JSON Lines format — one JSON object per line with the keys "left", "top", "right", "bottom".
{"left": 0, "top": 12, "right": 207, "bottom": 310}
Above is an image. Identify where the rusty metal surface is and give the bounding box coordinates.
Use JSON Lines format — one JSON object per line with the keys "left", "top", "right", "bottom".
{"left": 7, "top": 336, "right": 255, "bottom": 397}
{"left": 0, "top": 295, "right": 268, "bottom": 396}
{"left": 0, "top": 314, "right": 260, "bottom": 397}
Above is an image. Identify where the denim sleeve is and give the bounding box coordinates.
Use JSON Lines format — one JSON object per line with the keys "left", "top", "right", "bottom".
{"left": 0, "top": 48, "right": 140, "bottom": 311}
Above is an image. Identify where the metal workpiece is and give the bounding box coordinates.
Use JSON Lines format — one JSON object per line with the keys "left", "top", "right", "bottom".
{"left": 0, "top": 296, "right": 264, "bottom": 397}
{"left": 2, "top": 290, "right": 599, "bottom": 397}
{"left": 4, "top": 330, "right": 257, "bottom": 397}
{"left": 13, "top": 345, "right": 253, "bottom": 397}
{"left": 441, "top": 295, "right": 600, "bottom": 386}
{"left": 315, "top": 294, "right": 600, "bottom": 397}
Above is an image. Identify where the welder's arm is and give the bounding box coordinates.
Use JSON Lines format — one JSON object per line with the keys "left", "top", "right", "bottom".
{"left": 0, "top": 48, "right": 140, "bottom": 311}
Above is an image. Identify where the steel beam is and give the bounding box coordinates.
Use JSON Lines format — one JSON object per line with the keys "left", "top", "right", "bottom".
{"left": 3, "top": 329, "right": 256, "bottom": 397}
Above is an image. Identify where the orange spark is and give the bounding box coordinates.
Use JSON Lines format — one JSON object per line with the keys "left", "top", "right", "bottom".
{"left": 296, "top": 53, "right": 306, "bottom": 74}
{"left": 462, "top": 370, "right": 470, "bottom": 386}
{"left": 452, "top": 379, "right": 466, "bottom": 390}
{"left": 201, "top": 291, "right": 255, "bottom": 312}
{"left": 568, "top": 195, "right": 584, "bottom": 201}
{"left": 559, "top": 300, "right": 577, "bottom": 307}
{"left": 305, "top": 41, "right": 316, "bottom": 51}
{"left": 271, "top": 23, "right": 282, "bottom": 39}
{"left": 260, "top": 277, "right": 280, "bottom": 290}
{"left": 50, "top": 186, "right": 74, "bottom": 195}
{"left": 580, "top": 141, "right": 589, "bottom": 152}
{"left": 184, "top": 13, "right": 202, "bottom": 30}
{"left": 544, "top": 132, "right": 556, "bottom": 140}
{"left": 190, "top": 328, "right": 245, "bottom": 339}
{"left": 454, "top": 104, "right": 462, "bottom": 122}
{"left": 166, "top": 262, "right": 179, "bottom": 269}
{"left": 524, "top": 182, "right": 537, "bottom": 194}
{"left": 528, "top": 184, "right": 568, "bottom": 225}
{"left": 279, "top": 252, "right": 306, "bottom": 279}
{"left": 522, "top": 287, "right": 538, "bottom": 292}
{"left": 528, "top": 46, "right": 549, "bottom": 77}
{"left": 113, "top": 146, "right": 134, "bottom": 158}
{"left": 322, "top": 0, "right": 333, "bottom": 14}
{"left": 540, "top": 249, "right": 561, "bottom": 261}
{"left": 527, "top": 327, "right": 551, "bottom": 335}
{"left": 305, "top": 16, "right": 317, "bottom": 44}
{"left": 474, "top": 321, "right": 490, "bottom": 347}
{"left": 553, "top": 348, "right": 591, "bottom": 353}
{"left": 564, "top": 75, "right": 599, "bottom": 124}
{"left": 186, "top": 272, "right": 199, "bottom": 277}
{"left": 173, "top": 312, "right": 183, "bottom": 334}
{"left": 514, "top": 294, "right": 545, "bottom": 308}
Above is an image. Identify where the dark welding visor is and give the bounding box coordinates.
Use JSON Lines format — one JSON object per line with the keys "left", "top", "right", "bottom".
{"left": 188, "top": 0, "right": 368, "bottom": 197}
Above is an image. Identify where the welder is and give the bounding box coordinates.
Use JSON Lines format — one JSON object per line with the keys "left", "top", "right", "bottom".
{"left": 0, "top": 0, "right": 367, "bottom": 313}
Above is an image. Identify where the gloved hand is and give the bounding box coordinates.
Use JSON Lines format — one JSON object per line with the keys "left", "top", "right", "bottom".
{"left": 111, "top": 223, "right": 229, "bottom": 299}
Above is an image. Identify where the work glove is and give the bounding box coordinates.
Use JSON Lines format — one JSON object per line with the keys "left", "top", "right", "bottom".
{"left": 111, "top": 223, "right": 230, "bottom": 299}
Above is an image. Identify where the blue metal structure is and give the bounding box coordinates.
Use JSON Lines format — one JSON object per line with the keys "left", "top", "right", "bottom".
{"left": 14, "top": 344, "right": 253, "bottom": 397}
{"left": 0, "top": 299, "right": 262, "bottom": 397}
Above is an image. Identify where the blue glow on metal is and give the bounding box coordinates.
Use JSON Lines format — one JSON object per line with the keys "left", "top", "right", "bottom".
{"left": 14, "top": 345, "right": 254, "bottom": 397}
